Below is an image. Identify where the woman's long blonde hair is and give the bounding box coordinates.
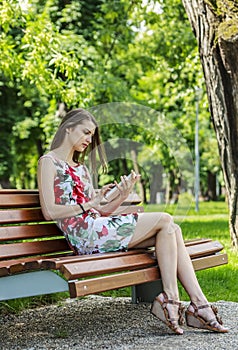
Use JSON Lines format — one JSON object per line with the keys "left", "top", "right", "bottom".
{"left": 50, "top": 108, "right": 107, "bottom": 175}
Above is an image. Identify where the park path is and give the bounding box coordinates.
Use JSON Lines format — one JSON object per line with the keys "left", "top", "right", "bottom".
{"left": 0, "top": 296, "right": 237, "bottom": 350}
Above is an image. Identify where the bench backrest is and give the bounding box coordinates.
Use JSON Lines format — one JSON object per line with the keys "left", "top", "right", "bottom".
{"left": 0, "top": 189, "right": 142, "bottom": 262}
{"left": 0, "top": 189, "right": 71, "bottom": 261}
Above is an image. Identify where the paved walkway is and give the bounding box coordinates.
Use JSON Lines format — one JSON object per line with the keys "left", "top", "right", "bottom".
{"left": 0, "top": 296, "right": 237, "bottom": 349}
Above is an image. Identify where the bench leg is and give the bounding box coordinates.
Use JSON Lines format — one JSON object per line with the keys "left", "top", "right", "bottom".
{"left": 0, "top": 271, "right": 68, "bottom": 301}
{"left": 131, "top": 279, "right": 163, "bottom": 304}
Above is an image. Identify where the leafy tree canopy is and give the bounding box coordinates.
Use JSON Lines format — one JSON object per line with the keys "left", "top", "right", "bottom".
{"left": 0, "top": 0, "right": 221, "bottom": 200}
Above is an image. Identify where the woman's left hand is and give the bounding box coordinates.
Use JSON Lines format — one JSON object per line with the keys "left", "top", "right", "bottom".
{"left": 114, "top": 170, "right": 140, "bottom": 200}
{"left": 89, "top": 184, "right": 115, "bottom": 210}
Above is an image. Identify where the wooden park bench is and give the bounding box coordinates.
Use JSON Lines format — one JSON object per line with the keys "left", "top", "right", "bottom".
{"left": 0, "top": 189, "right": 228, "bottom": 303}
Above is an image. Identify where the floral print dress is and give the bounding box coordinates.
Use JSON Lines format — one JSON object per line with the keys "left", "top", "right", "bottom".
{"left": 41, "top": 155, "right": 138, "bottom": 255}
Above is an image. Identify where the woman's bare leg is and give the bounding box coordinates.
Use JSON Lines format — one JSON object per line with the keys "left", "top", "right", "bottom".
{"left": 129, "top": 213, "right": 207, "bottom": 301}
{"left": 173, "top": 224, "right": 228, "bottom": 331}
{"left": 128, "top": 212, "right": 184, "bottom": 334}
{"left": 128, "top": 212, "right": 179, "bottom": 299}
{"left": 129, "top": 215, "right": 228, "bottom": 332}
{"left": 172, "top": 223, "right": 207, "bottom": 301}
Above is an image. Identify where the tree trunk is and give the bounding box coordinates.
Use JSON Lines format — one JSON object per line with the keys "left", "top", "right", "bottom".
{"left": 182, "top": 0, "right": 238, "bottom": 248}
{"left": 207, "top": 171, "right": 217, "bottom": 201}
{"left": 149, "top": 163, "right": 164, "bottom": 204}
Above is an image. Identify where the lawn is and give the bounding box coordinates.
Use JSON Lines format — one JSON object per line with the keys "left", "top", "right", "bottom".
{"left": 178, "top": 216, "right": 237, "bottom": 302}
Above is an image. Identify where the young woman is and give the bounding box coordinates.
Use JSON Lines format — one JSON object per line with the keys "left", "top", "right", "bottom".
{"left": 37, "top": 108, "right": 228, "bottom": 335}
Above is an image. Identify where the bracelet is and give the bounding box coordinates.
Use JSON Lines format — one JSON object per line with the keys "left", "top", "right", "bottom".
{"left": 79, "top": 202, "right": 86, "bottom": 214}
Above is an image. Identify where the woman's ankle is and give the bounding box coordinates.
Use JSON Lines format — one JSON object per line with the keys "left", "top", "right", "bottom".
{"left": 160, "top": 291, "right": 180, "bottom": 302}
{"left": 190, "top": 296, "right": 208, "bottom": 306}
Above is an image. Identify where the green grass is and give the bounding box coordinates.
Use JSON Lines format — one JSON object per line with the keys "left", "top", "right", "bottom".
{"left": 0, "top": 292, "right": 69, "bottom": 315}
{"left": 178, "top": 216, "right": 237, "bottom": 302}
{"left": 0, "top": 201, "right": 237, "bottom": 314}
{"left": 144, "top": 196, "right": 229, "bottom": 216}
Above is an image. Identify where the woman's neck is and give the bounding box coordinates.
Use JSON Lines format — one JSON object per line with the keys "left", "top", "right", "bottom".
{"left": 50, "top": 147, "right": 75, "bottom": 165}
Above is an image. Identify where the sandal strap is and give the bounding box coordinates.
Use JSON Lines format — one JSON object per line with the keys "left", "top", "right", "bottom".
{"left": 162, "top": 292, "right": 181, "bottom": 306}
{"left": 167, "top": 299, "right": 181, "bottom": 306}
{"left": 190, "top": 301, "right": 209, "bottom": 316}
{"left": 189, "top": 302, "right": 223, "bottom": 325}
{"left": 190, "top": 301, "right": 210, "bottom": 310}
{"left": 161, "top": 292, "right": 185, "bottom": 325}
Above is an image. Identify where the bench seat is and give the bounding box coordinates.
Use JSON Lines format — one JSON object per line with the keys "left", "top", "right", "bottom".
{"left": 0, "top": 189, "right": 228, "bottom": 303}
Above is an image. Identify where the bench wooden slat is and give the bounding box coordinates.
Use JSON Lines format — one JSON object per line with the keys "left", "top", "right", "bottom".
{"left": 68, "top": 266, "right": 160, "bottom": 298}
{"left": 0, "top": 208, "right": 45, "bottom": 224}
{"left": 0, "top": 189, "right": 38, "bottom": 194}
{"left": 186, "top": 240, "right": 223, "bottom": 258}
{"left": 0, "top": 249, "right": 148, "bottom": 276}
{"left": 0, "top": 205, "right": 142, "bottom": 225}
{"left": 57, "top": 241, "right": 226, "bottom": 280}
{"left": 184, "top": 238, "right": 212, "bottom": 246}
{"left": 0, "top": 223, "right": 62, "bottom": 241}
{"left": 68, "top": 251, "right": 229, "bottom": 299}
{"left": 60, "top": 253, "right": 156, "bottom": 279}
{"left": 0, "top": 239, "right": 70, "bottom": 259}
{"left": 0, "top": 256, "right": 50, "bottom": 275}
{"left": 0, "top": 253, "right": 74, "bottom": 277}
{"left": 0, "top": 240, "right": 225, "bottom": 276}
{"left": 0, "top": 190, "right": 141, "bottom": 208}
{"left": 9, "top": 260, "right": 43, "bottom": 275}
{"left": 41, "top": 249, "right": 151, "bottom": 269}
{"left": 191, "top": 253, "right": 228, "bottom": 271}
{"left": 0, "top": 193, "right": 40, "bottom": 207}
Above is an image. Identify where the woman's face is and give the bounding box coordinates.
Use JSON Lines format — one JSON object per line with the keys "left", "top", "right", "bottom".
{"left": 67, "top": 119, "right": 96, "bottom": 152}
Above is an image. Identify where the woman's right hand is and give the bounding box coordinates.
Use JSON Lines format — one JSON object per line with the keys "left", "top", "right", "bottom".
{"left": 89, "top": 184, "right": 115, "bottom": 210}
{"left": 88, "top": 171, "right": 140, "bottom": 213}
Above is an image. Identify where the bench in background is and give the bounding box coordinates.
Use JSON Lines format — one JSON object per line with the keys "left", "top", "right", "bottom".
{"left": 0, "top": 189, "right": 228, "bottom": 303}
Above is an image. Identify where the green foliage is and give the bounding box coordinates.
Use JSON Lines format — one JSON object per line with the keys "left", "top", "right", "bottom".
{"left": 0, "top": 0, "right": 223, "bottom": 201}
{"left": 218, "top": 18, "right": 238, "bottom": 40}
{"left": 205, "top": 0, "right": 238, "bottom": 39}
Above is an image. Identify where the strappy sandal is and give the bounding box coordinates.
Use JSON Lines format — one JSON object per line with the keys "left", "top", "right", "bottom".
{"left": 185, "top": 302, "right": 229, "bottom": 333}
{"left": 150, "top": 292, "right": 185, "bottom": 335}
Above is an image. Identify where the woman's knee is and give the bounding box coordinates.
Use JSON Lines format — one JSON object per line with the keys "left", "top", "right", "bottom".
{"left": 174, "top": 223, "right": 183, "bottom": 239}
{"left": 156, "top": 212, "right": 174, "bottom": 231}
{"left": 161, "top": 212, "right": 173, "bottom": 225}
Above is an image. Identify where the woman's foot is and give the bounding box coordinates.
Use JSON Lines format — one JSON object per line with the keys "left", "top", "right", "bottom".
{"left": 151, "top": 292, "right": 185, "bottom": 335}
{"left": 186, "top": 301, "right": 229, "bottom": 333}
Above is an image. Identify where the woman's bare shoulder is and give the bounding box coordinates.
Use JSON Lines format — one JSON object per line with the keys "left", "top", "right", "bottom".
{"left": 39, "top": 152, "right": 55, "bottom": 161}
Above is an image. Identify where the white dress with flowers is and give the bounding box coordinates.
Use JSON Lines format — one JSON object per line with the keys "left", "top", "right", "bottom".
{"left": 41, "top": 155, "right": 138, "bottom": 255}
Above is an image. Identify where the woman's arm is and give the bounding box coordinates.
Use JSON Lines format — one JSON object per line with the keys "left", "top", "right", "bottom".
{"left": 37, "top": 157, "right": 85, "bottom": 220}
{"left": 38, "top": 158, "right": 139, "bottom": 219}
